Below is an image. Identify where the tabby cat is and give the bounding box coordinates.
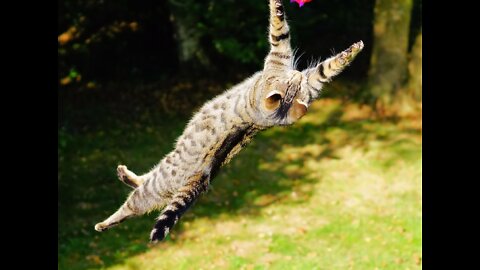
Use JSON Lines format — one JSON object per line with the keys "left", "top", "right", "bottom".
{"left": 95, "top": 0, "right": 363, "bottom": 242}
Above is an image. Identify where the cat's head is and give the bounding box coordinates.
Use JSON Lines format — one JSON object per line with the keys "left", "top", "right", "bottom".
{"left": 257, "top": 41, "right": 364, "bottom": 127}
{"left": 259, "top": 70, "right": 310, "bottom": 126}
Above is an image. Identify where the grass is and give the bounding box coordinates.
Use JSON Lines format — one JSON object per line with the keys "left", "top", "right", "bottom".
{"left": 59, "top": 93, "right": 422, "bottom": 270}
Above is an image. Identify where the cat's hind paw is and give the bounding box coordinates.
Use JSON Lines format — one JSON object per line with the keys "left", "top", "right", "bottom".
{"left": 117, "top": 165, "right": 128, "bottom": 181}
{"left": 94, "top": 222, "right": 108, "bottom": 232}
{"left": 117, "top": 165, "right": 140, "bottom": 188}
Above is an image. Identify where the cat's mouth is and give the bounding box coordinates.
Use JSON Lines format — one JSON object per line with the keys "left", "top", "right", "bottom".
{"left": 273, "top": 83, "right": 300, "bottom": 120}
{"left": 282, "top": 83, "right": 300, "bottom": 105}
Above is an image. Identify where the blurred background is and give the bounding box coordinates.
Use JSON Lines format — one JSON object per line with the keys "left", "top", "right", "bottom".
{"left": 58, "top": 0, "right": 422, "bottom": 269}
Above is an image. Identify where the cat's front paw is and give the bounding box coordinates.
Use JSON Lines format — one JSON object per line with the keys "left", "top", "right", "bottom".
{"left": 337, "top": 41, "right": 364, "bottom": 66}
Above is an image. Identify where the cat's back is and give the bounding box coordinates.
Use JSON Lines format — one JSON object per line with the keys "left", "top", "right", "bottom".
{"left": 164, "top": 72, "right": 263, "bottom": 176}
{"left": 179, "top": 71, "right": 262, "bottom": 147}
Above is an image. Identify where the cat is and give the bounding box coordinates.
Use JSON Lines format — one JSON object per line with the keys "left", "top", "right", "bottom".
{"left": 94, "top": 0, "right": 363, "bottom": 242}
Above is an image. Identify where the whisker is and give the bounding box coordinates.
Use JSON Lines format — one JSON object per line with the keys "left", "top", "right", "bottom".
{"left": 292, "top": 49, "right": 305, "bottom": 70}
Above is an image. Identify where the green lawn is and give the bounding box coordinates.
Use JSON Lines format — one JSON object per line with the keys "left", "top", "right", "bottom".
{"left": 59, "top": 96, "right": 422, "bottom": 270}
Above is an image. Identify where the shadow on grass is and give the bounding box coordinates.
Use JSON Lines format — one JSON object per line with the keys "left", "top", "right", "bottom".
{"left": 58, "top": 96, "right": 421, "bottom": 270}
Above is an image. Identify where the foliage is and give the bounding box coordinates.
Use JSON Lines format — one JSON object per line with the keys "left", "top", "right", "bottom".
{"left": 58, "top": 0, "right": 177, "bottom": 84}
{"left": 59, "top": 0, "right": 414, "bottom": 87}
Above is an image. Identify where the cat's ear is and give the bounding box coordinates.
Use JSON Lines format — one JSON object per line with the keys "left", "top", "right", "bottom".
{"left": 265, "top": 90, "right": 283, "bottom": 110}
{"left": 289, "top": 99, "right": 308, "bottom": 120}
{"left": 264, "top": 81, "right": 288, "bottom": 111}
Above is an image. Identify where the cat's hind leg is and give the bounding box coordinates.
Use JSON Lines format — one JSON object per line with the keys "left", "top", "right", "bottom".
{"left": 95, "top": 183, "right": 158, "bottom": 232}
{"left": 117, "top": 165, "right": 145, "bottom": 189}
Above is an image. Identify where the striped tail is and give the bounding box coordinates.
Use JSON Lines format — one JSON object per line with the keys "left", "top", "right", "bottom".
{"left": 264, "top": 0, "right": 293, "bottom": 72}
{"left": 150, "top": 173, "right": 209, "bottom": 242}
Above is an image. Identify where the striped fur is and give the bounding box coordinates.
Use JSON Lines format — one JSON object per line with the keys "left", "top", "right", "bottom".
{"left": 94, "top": 0, "right": 363, "bottom": 243}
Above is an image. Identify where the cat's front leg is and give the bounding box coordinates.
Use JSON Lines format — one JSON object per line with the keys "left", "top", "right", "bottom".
{"left": 306, "top": 41, "right": 364, "bottom": 86}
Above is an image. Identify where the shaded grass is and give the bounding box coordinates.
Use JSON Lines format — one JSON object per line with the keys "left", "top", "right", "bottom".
{"left": 59, "top": 95, "right": 421, "bottom": 270}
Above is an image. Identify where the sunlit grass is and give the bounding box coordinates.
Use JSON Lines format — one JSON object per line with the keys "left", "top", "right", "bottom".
{"left": 59, "top": 97, "right": 422, "bottom": 270}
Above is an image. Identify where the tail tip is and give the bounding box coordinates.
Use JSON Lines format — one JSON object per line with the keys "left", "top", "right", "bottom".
{"left": 149, "top": 228, "right": 164, "bottom": 243}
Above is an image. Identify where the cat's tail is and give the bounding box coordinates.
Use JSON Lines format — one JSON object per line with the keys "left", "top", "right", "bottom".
{"left": 150, "top": 172, "right": 209, "bottom": 242}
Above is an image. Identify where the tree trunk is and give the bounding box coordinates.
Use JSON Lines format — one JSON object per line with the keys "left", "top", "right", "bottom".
{"left": 167, "top": 1, "right": 212, "bottom": 73}
{"left": 408, "top": 30, "right": 422, "bottom": 101}
{"left": 389, "top": 29, "right": 421, "bottom": 117}
{"left": 367, "top": 0, "right": 413, "bottom": 111}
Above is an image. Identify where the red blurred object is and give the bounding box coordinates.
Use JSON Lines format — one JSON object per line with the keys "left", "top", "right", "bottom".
{"left": 290, "top": 0, "right": 313, "bottom": 7}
